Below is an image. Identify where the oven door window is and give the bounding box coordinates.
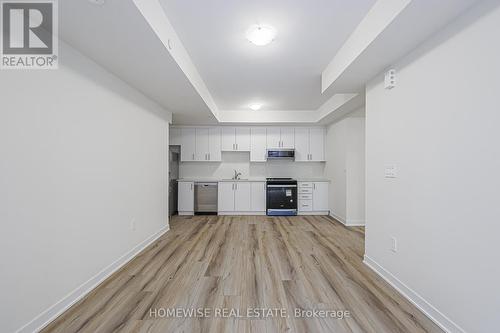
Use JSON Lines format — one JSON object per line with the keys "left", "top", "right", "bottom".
{"left": 267, "top": 186, "right": 297, "bottom": 209}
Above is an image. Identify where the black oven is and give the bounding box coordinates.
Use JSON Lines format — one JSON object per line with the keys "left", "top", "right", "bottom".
{"left": 266, "top": 178, "right": 297, "bottom": 216}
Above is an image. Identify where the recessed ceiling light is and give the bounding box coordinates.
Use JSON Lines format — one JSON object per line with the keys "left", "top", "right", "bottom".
{"left": 249, "top": 103, "right": 263, "bottom": 111}
{"left": 245, "top": 24, "right": 276, "bottom": 46}
{"left": 88, "top": 0, "right": 105, "bottom": 5}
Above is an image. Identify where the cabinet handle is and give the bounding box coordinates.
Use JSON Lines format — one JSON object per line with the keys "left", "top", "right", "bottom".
{"left": 236, "top": 143, "right": 238, "bottom": 150}
{"left": 192, "top": 153, "right": 195, "bottom": 160}
{"left": 313, "top": 183, "right": 316, "bottom": 190}
{"left": 191, "top": 183, "right": 193, "bottom": 190}
{"left": 208, "top": 153, "right": 210, "bottom": 160}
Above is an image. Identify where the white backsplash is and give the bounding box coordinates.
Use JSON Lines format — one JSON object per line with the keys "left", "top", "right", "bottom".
{"left": 179, "top": 152, "right": 325, "bottom": 179}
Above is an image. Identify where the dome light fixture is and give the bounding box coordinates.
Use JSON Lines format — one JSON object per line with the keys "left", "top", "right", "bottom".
{"left": 249, "top": 103, "right": 263, "bottom": 111}
{"left": 245, "top": 24, "right": 276, "bottom": 46}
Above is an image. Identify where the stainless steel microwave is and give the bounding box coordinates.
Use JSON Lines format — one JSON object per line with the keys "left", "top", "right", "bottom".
{"left": 266, "top": 149, "right": 295, "bottom": 160}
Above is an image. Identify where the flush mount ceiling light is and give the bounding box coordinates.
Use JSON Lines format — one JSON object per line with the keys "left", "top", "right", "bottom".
{"left": 249, "top": 103, "right": 263, "bottom": 111}
{"left": 245, "top": 24, "right": 276, "bottom": 46}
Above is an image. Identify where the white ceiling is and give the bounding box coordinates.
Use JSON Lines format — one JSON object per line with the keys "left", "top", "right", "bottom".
{"left": 59, "top": 0, "right": 217, "bottom": 124}
{"left": 159, "top": 0, "right": 376, "bottom": 111}
{"left": 58, "top": 0, "right": 483, "bottom": 125}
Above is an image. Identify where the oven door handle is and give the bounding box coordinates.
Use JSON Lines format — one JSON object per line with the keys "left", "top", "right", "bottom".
{"left": 267, "top": 184, "right": 297, "bottom": 188}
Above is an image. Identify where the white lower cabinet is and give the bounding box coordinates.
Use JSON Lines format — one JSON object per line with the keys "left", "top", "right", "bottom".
{"left": 234, "top": 182, "right": 251, "bottom": 212}
{"left": 178, "top": 181, "right": 194, "bottom": 214}
{"left": 218, "top": 181, "right": 266, "bottom": 214}
{"left": 217, "top": 182, "right": 235, "bottom": 212}
{"left": 251, "top": 182, "right": 266, "bottom": 212}
{"left": 312, "top": 182, "right": 329, "bottom": 211}
{"left": 298, "top": 181, "right": 329, "bottom": 215}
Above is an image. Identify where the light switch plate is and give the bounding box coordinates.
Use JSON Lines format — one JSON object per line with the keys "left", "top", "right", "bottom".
{"left": 385, "top": 165, "right": 397, "bottom": 178}
{"left": 384, "top": 69, "right": 396, "bottom": 89}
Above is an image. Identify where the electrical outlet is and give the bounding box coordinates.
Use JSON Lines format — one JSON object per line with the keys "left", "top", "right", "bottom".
{"left": 385, "top": 165, "right": 397, "bottom": 178}
{"left": 130, "top": 219, "right": 136, "bottom": 231}
{"left": 390, "top": 237, "right": 397, "bottom": 253}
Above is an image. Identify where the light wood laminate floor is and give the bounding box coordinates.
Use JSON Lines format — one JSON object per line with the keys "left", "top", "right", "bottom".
{"left": 42, "top": 215, "right": 442, "bottom": 333}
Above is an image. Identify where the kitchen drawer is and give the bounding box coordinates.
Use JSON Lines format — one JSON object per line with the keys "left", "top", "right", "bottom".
{"left": 299, "top": 187, "right": 313, "bottom": 194}
{"left": 299, "top": 200, "right": 313, "bottom": 211}
{"left": 299, "top": 182, "right": 313, "bottom": 188}
{"left": 299, "top": 194, "right": 313, "bottom": 200}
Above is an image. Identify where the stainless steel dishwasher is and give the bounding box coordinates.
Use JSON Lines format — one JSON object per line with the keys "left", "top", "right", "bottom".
{"left": 194, "top": 182, "right": 218, "bottom": 215}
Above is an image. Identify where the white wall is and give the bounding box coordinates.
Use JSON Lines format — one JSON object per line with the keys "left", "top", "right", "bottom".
{"left": 365, "top": 1, "right": 500, "bottom": 332}
{"left": 324, "top": 111, "right": 365, "bottom": 225}
{"left": 0, "top": 41, "right": 171, "bottom": 333}
{"left": 179, "top": 152, "right": 325, "bottom": 179}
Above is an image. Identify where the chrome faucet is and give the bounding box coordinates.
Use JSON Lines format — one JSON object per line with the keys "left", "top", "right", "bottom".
{"left": 233, "top": 169, "right": 242, "bottom": 180}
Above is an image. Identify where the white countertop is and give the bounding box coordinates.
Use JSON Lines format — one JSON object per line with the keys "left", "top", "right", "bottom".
{"left": 177, "top": 178, "right": 330, "bottom": 182}
{"left": 177, "top": 178, "right": 265, "bottom": 182}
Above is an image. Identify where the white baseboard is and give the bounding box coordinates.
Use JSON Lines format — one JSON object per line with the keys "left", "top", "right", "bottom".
{"left": 346, "top": 218, "right": 365, "bottom": 226}
{"left": 16, "top": 225, "right": 170, "bottom": 333}
{"left": 298, "top": 211, "right": 329, "bottom": 216}
{"left": 329, "top": 212, "right": 365, "bottom": 226}
{"left": 363, "top": 255, "right": 465, "bottom": 333}
{"left": 329, "top": 212, "right": 346, "bottom": 224}
{"left": 178, "top": 211, "right": 194, "bottom": 216}
{"left": 218, "top": 212, "right": 266, "bottom": 216}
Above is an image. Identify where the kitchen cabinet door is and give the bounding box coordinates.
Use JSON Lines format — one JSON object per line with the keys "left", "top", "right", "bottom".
{"left": 294, "top": 128, "right": 310, "bottom": 161}
{"left": 266, "top": 127, "right": 281, "bottom": 149}
{"left": 208, "top": 127, "right": 221, "bottom": 161}
{"left": 180, "top": 128, "right": 196, "bottom": 161}
{"left": 312, "top": 182, "right": 329, "bottom": 211}
{"left": 251, "top": 182, "right": 266, "bottom": 212}
{"left": 234, "top": 182, "right": 251, "bottom": 212}
{"left": 309, "top": 128, "right": 325, "bottom": 161}
{"left": 178, "top": 182, "right": 194, "bottom": 212}
{"left": 195, "top": 128, "right": 209, "bottom": 161}
{"left": 280, "top": 127, "right": 295, "bottom": 149}
{"left": 250, "top": 127, "right": 267, "bottom": 162}
{"left": 218, "top": 182, "right": 235, "bottom": 212}
{"left": 221, "top": 127, "right": 235, "bottom": 151}
{"left": 235, "top": 127, "right": 251, "bottom": 151}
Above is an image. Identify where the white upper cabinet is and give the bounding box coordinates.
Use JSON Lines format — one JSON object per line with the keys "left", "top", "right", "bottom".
{"left": 222, "top": 127, "right": 250, "bottom": 151}
{"left": 180, "top": 128, "right": 196, "bottom": 161}
{"left": 280, "top": 127, "right": 295, "bottom": 148}
{"left": 208, "top": 127, "right": 222, "bottom": 161}
{"left": 294, "top": 127, "right": 325, "bottom": 162}
{"left": 266, "top": 127, "right": 281, "bottom": 148}
{"left": 170, "top": 127, "right": 181, "bottom": 146}
{"left": 312, "top": 182, "right": 329, "bottom": 211}
{"left": 266, "top": 127, "right": 295, "bottom": 149}
{"left": 175, "top": 126, "right": 323, "bottom": 162}
{"left": 181, "top": 127, "right": 221, "bottom": 162}
{"left": 235, "top": 127, "right": 251, "bottom": 151}
{"left": 294, "top": 128, "right": 310, "bottom": 162}
{"left": 221, "top": 127, "right": 235, "bottom": 151}
{"left": 309, "top": 128, "right": 325, "bottom": 161}
{"left": 250, "top": 127, "right": 267, "bottom": 162}
{"left": 195, "top": 128, "right": 209, "bottom": 161}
